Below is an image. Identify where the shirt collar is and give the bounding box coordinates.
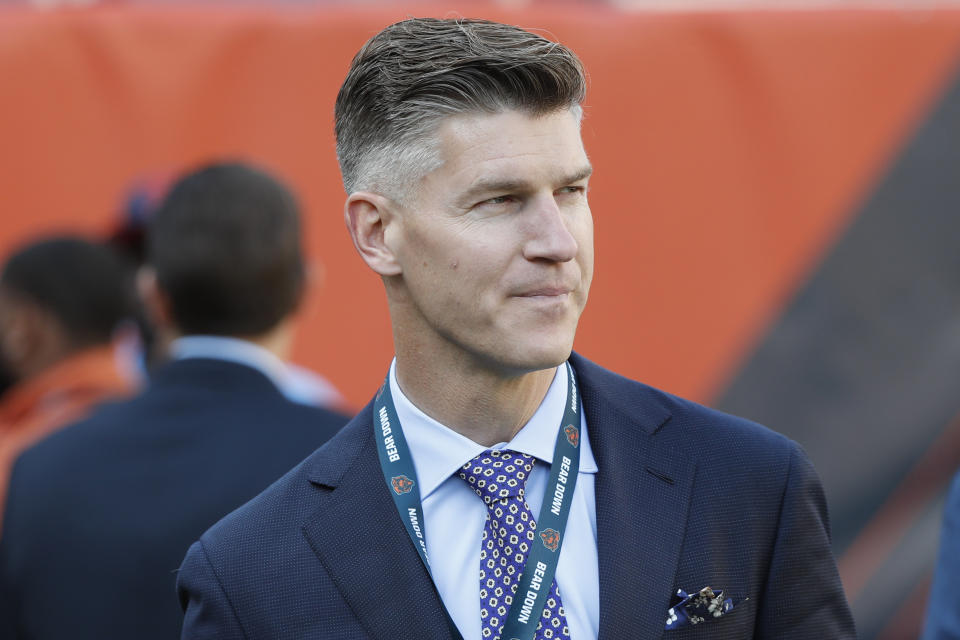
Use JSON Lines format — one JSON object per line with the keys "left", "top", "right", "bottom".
{"left": 169, "top": 335, "right": 290, "bottom": 391}
{"left": 389, "top": 359, "right": 598, "bottom": 501}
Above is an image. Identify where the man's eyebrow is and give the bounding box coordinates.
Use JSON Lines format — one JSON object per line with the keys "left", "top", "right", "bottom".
{"left": 461, "top": 178, "right": 530, "bottom": 202}
{"left": 563, "top": 165, "right": 594, "bottom": 185}
{"left": 461, "top": 164, "right": 594, "bottom": 203}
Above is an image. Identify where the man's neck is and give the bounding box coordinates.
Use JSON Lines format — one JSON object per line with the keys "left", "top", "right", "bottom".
{"left": 170, "top": 319, "right": 295, "bottom": 361}
{"left": 394, "top": 355, "right": 557, "bottom": 447}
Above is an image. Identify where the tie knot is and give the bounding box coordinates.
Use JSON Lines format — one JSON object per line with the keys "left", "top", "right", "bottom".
{"left": 458, "top": 449, "right": 534, "bottom": 504}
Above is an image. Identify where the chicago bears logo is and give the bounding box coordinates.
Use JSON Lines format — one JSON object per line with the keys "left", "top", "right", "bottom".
{"left": 540, "top": 528, "right": 560, "bottom": 552}
{"left": 564, "top": 424, "right": 580, "bottom": 448}
{"left": 391, "top": 475, "right": 414, "bottom": 495}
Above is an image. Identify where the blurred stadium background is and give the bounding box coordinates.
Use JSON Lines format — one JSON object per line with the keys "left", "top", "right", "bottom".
{"left": 3, "top": 1, "right": 960, "bottom": 637}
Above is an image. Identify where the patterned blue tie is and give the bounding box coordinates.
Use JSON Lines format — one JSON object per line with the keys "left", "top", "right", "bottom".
{"left": 458, "top": 449, "right": 571, "bottom": 640}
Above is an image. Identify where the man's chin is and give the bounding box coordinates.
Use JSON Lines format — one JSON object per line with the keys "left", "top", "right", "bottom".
{"left": 489, "top": 343, "right": 574, "bottom": 378}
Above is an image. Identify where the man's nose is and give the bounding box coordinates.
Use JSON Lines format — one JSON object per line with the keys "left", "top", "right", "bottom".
{"left": 521, "top": 194, "right": 580, "bottom": 263}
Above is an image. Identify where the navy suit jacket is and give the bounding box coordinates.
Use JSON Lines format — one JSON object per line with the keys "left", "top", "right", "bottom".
{"left": 177, "top": 353, "right": 855, "bottom": 639}
{"left": 0, "top": 358, "right": 348, "bottom": 640}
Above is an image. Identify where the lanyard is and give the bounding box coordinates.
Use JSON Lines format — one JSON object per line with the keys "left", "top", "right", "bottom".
{"left": 374, "top": 362, "right": 582, "bottom": 640}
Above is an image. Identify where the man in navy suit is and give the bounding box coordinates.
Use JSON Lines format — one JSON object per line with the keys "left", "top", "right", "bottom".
{"left": 0, "top": 163, "right": 349, "bottom": 639}
{"left": 178, "top": 19, "right": 855, "bottom": 639}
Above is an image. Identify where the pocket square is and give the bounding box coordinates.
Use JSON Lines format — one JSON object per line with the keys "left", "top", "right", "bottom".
{"left": 665, "top": 586, "right": 745, "bottom": 630}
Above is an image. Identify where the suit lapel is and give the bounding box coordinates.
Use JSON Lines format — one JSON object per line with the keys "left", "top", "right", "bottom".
{"left": 572, "top": 355, "right": 696, "bottom": 639}
{"left": 302, "top": 409, "right": 455, "bottom": 640}
{"left": 303, "top": 357, "right": 695, "bottom": 640}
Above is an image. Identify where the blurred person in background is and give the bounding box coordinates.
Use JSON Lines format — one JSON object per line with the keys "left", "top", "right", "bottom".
{"left": 178, "top": 18, "right": 855, "bottom": 640}
{"left": 106, "top": 172, "right": 173, "bottom": 377}
{"left": 0, "top": 162, "right": 350, "bottom": 639}
{"left": 0, "top": 237, "right": 137, "bottom": 526}
{"left": 108, "top": 172, "right": 347, "bottom": 409}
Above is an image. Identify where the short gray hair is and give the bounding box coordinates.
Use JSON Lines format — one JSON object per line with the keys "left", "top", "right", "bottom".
{"left": 334, "top": 18, "right": 587, "bottom": 201}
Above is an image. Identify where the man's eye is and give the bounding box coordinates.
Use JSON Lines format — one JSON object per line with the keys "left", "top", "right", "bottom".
{"left": 557, "top": 186, "right": 585, "bottom": 196}
{"left": 481, "top": 195, "right": 514, "bottom": 205}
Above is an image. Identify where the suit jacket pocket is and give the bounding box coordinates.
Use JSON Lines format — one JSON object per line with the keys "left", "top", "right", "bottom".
{"left": 663, "top": 597, "right": 756, "bottom": 639}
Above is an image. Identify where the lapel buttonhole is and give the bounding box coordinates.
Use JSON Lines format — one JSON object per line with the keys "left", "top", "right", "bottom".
{"left": 645, "top": 466, "right": 675, "bottom": 485}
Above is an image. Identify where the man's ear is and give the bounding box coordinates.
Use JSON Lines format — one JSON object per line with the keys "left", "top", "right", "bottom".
{"left": 0, "top": 303, "right": 42, "bottom": 375}
{"left": 136, "top": 267, "right": 174, "bottom": 330}
{"left": 344, "top": 192, "right": 403, "bottom": 276}
{"left": 0, "top": 296, "right": 68, "bottom": 380}
{"left": 305, "top": 259, "right": 325, "bottom": 290}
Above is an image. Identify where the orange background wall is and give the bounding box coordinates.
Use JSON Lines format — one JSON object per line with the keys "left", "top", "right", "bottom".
{"left": 2, "top": 4, "right": 958, "bottom": 408}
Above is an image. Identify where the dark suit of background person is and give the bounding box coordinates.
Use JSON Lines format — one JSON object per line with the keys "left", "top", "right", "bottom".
{"left": 0, "top": 237, "right": 138, "bottom": 525}
{"left": 922, "top": 472, "right": 960, "bottom": 638}
{"left": 179, "top": 20, "right": 855, "bottom": 640}
{"left": 0, "top": 163, "right": 349, "bottom": 640}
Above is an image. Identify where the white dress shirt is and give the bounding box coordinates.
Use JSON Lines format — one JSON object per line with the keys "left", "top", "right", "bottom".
{"left": 390, "top": 360, "right": 600, "bottom": 640}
